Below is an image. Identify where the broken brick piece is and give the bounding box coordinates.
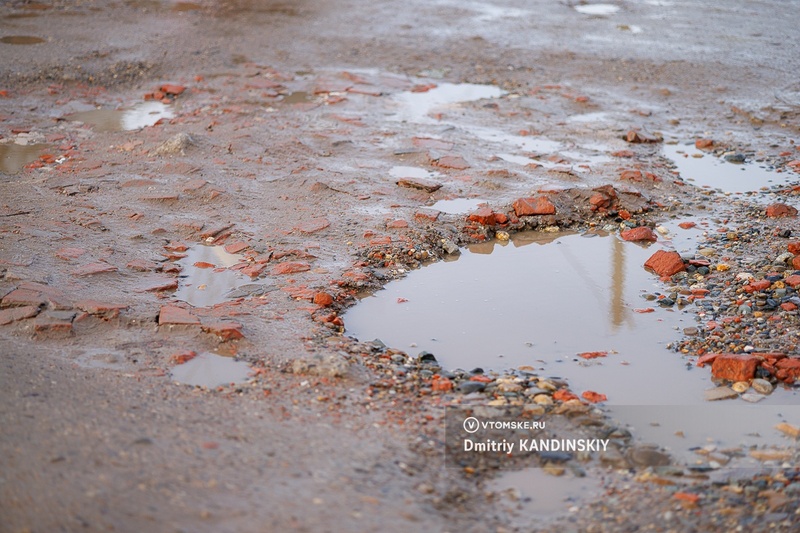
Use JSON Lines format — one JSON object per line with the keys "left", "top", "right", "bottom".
{"left": 711, "top": 354, "right": 759, "bottom": 381}
{"left": 621, "top": 227, "right": 658, "bottom": 242}
{"left": 0, "top": 305, "right": 40, "bottom": 325}
{"left": 271, "top": 262, "right": 311, "bottom": 275}
{"left": 644, "top": 250, "right": 685, "bottom": 277}
{"left": 513, "top": 196, "right": 556, "bottom": 216}
{"left": 202, "top": 321, "right": 244, "bottom": 341}
{"left": 158, "top": 305, "right": 200, "bottom": 326}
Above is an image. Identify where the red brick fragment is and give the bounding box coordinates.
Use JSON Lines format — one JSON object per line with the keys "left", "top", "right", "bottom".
{"left": 678, "top": 222, "right": 697, "bottom": 230}
{"left": 467, "top": 207, "right": 497, "bottom": 226}
{"left": 696, "top": 353, "right": 719, "bottom": 368}
{"left": 582, "top": 391, "right": 607, "bottom": 403}
{"left": 201, "top": 321, "right": 244, "bottom": 341}
{"left": 171, "top": 350, "right": 197, "bottom": 364}
{"left": 578, "top": 351, "right": 608, "bottom": 359}
{"left": 786, "top": 275, "right": 800, "bottom": 288}
{"left": 432, "top": 155, "right": 470, "bottom": 170}
{"left": 55, "top": 247, "right": 87, "bottom": 261}
{"left": 158, "top": 305, "right": 200, "bottom": 326}
{"left": 711, "top": 354, "right": 759, "bottom": 381}
{"left": 75, "top": 300, "right": 128, "bottom": 318}
{"left": 164, "top": 241, "right": 189, "bottom": 252}
{"left": 0, "top": 305, "right": 40, "bottom": 325}
{"left": 431, "top": 376, "right": 453, "bottom": 393}
{"left": 621, "top": 227, "right": 658, "bottom": 242}
{"left": 744, "top": 279, "right": 771, "bottom": 293}
{"left": 695, "top": 139, "right": 714, "bottom": 149}
{"left": 513, "top": 196, "right": 556, "bottom": 216}
{"left": 72, "top": 263, "right": 118, "bottom": 277}
{"left": 644, "top": 250, "right": 685, "bottom": 277}
{"left": 766, "top": 203, "right": 798, "bottom": 218}
{"left": 386, "top": 219, "right": 409, "bottom": 229}
{"left": 160, "top": 84, "right": 186, "bottom": 96}
{"left": 553, "top": 389, "right": 579, "bottom": 402}
{"left": 1, "top": 288, "right": 46, "bottom": 307}
{"left": 271, "top": 262, "right": 311, "bottom": 275}
{"left": 127, "top": 259, "right": 158, "bottom": 271}
{"left": 313, "top": 292, "right": 334, "bottom": 307}
{"left": 295, "top": 218, "right": 331, "bottom": 234}
{"left": 224, "top": 241, "right": 249, "bottom": 254}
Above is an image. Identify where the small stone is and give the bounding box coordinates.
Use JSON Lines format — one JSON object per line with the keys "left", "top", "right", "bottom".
{"left": 396, "top": 177, "right": 441, "bottom": 192}
{"left": 711, "top": 354, "right": 759, "bottom": 381}
{"left": 741, "top": 393, "right": 766, "bottom": 403}
{"left": 695, "top": 138, "right": 714, "bottom": 149}
{"left": 153, "top": 132, "right": 194, "bottom": 156}
{"left": 158, "top": 305, "right": 200, "bottom": 326}
{"left": 522, "top": 404, "right": 545, "bottom": 415}
{"left": 201, "top": 321, "right": 243, "bottom": 341}
{"left": 290, "top": 354, "right": 349, "bottom": 377}
{"left": 467, "top": 207, "right": 497, "bottom": 226}
{"left": 71, "top": 262, "right": 118, "bottom": 277}
{"left": 621, "top": 227, "right": 658, "bottom": 242}
{"left": 533, "top": 394, "right": 553, "bottom": 405}
{"left": 731, "top": 381, "right": 749, "bottom": 393}
{"left": 751, "top": 379, "right": 774, "bottom": 395}
{"left": 775, "top": 422, "right": 800, "bottom": 438}
{"left": 496, "top": 231, "right": 510, "bottom": 241}
{"left": 704, "top": 386, "right": 739, "bottom": 401}
{"left": 513, "top": 196, "right": 556, "bottom": 216}
{"left": 644, "top": 250, "right": 685, "bottom": 277}
{"left": 313, "top": 292, "right": 334, "bottom": 307}
{"left": 457, "top": 381, "right": 486, "bottom": 394}
{"left": 683, "top": 327, "right": 699, "bottom": 336}
{"left": 271, "top": 262, "right": 311, "bottom": 275}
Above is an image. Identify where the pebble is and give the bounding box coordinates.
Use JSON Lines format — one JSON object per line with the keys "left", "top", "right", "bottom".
{"left": 741, "top": 393, "right": 765, "bottom": 403}
{"left": 751, "top": 378, "right": 774, "bottom": 395}
{"left": 683, "top": 327, "right": 699, "bottom": 336}
{"left": 457, "top": 381, "right": 486, "bottom": 394}
{"left": 704, "top": 386, "right": 738, "bottom": 401}
{"left": 533, "top": 394, "right": 554, "bottom": 405}
{"left": 732, "top": 381, "right": 749, "bottom": 393}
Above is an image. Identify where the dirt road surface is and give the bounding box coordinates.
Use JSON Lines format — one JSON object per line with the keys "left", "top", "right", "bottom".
{"left": 2, "top": 1, "right": 800, "bottom": 531}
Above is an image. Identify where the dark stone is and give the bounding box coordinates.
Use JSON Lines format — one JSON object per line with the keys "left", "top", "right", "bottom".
{"left": 457, "top": 381, "right": 486, "bottom": 394}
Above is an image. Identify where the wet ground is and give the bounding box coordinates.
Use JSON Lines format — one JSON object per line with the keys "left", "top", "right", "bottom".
{"left": 2, "top": 0, "right": 800, "bottom": 531}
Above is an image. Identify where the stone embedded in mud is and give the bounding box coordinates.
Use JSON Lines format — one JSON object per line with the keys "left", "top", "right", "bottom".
{"left": 71, "top": 262, "right": 118, "bottom": 277}
{"left": 766, "top": 203, "right": 798, "bottom": 218}
{"left": 160, "top": 84, "right": 186, "bottom": 96}
{"left": 75, "top": 300, "right": 128, "bottom": 318}
{"left": 201, "top": 321, "right": 244, "bottom": 341}
{"left": 467, "top": 207, "right": 497, "bottom": 226}
{"left": 711, "top": 353, "right": 759, "bottom": 381}
{"left": 624, "top": 130, "right": 662, "bottom": 143}
{"left": 396, "top": 177, "right": 441, "bottom": 192}
{"left": 224, "top": 241, "right": 250, "bottom": 254}
{"left": 704, "top": 386, "right": 739, "bottom": 401}
{"left": 1, "top": 288, "right": 46, "bottom": 307}
{"left": 153, "top": 133, "right": 194, "bottom": 156}
{"left": 619, "top": 169, "right": 643, "bottom": 182}
{"left": 127, "top": 259, "right": 158, "bottom": 271}
{"left": 644, "top": 250, "right": 685, "bottom": 277}
{"left": 678, "top": 222, "right": 697, "bottom": 230}
{"left": 55, "top": 247, "right": 87, "bottom": 261}
{"left": 271, "top": 261, "right": 311, "bottom": 275}
{"left": 289, "top": 354, "right": 349, "bottom": 377}
{"left": 621, "top": 227, "right": 657, "bottom": 243}
{"left": 512, "top": 196, "right": 556, "bottom": 216}
{"left": 431, "top": 155, "right": 470, "bottom": 170}
{"left": 158, "top": 304, "right": 200, "bottom": 326}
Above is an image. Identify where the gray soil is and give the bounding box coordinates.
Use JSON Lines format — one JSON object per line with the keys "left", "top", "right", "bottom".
{"left": 2, "top": 1, "right": 800, "bottom": 531}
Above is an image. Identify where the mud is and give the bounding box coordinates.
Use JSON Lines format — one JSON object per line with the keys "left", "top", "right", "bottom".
{"left": 2, "top": 0, "right": 800, "bottom": 531}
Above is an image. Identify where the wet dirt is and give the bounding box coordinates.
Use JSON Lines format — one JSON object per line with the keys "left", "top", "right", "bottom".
{"left": 0, "top": 35, "right": 45, "bottom": 45}
{"left": 2, "top": 0, "right": 800, "bottom": 531}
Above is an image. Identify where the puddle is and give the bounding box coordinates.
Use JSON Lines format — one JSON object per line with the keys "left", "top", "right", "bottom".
{"left": 173, "top": 245, "right": 252, "bottom": 307}
{"left": 345, "top": 231, "right": 714, "bottom": 405}
{"left": 574, "top": 4, "right": 621, "bottom": 16}
{"left": 392, "top": 83, "right": 505, "bottom": 123}
{"left": 430, "top": 198, "right": 488, "bottom": 214}
{"left": 1, "top": 36, "right": 46, "bottom": 45}
{"left": 170, "top": 352, "right": 251, "bottom": 388}
{"left": 172, "top": 1, "right": 202, "bottom": 11}
{"left": 490, "top": 468, "right": 600, "bottom": 523}
{"left": 566, "top": 112, "right": 612, "bottom": 123}
{"left": 281, "top": 91, "right": 316, "bottom": 104}
{"left": 0, "top": 143, "right": 49, "bottom": 174}
{"left": 65, "top": 101, "right": 174, "bottom": 132}
{"left": 469, "top": 126, "right": 563, "bottom": 156}
{"left": 664, "top": 143, "right": 798, "bottom": 195}
{"left": 389, "top": 166, "right": 443, "bottom": 179}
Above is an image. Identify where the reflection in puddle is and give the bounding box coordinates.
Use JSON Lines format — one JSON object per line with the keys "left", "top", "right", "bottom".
{"left": 345, "top": 232, "right": 713, "bottom": 405}
{"left": 281, "top": 91, "right": 315, "bottom": 104}
{"left": 65, "top": 101, "right": 174, "bottom": 132}
{"left": 172, "top": 1, "right": 202, "bottom": 11}
{"left": 574, "top": 4, "right": 621, "bottom": 16}
{"left": 393, "top": 83, "right": 504, "bottom": 123}
{"left": 430, "top": 198, "right": 488, "bottom": 214}
{"left": 170, "top": 352, "right": 251, "bottom": 388}
{"left": 490, "top": 468, "right": 600, "bottom": 522}
{"left": 0, "top": 143, "right": 49, "bottom": 174}
{"left": 389, "top": 166, "right": 442, "bottom": 179}
{"left": 469, "top": 126, "right": 563, "bottom": 155}
{"left": 0, "top": 35, "right": 46, "bottom": 45}
{"left": 664, "top": 143, "right": 797, "bottom": 194}
{"left": 173, "top": 245, "right": 249, "bottom": 307}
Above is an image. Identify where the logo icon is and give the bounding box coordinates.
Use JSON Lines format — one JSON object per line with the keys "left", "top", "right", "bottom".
{"left": 463, "top": 416, "right": 480, "bottom": 433}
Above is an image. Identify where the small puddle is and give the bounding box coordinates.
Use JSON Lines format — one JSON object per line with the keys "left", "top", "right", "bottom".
{"left": 389, "top": 166, "right": 443, "bottom": 180}
{"left": 0, "top": 143, "right": 49, "bottom": 174}
{"left": 65, "top": 101, "right": 174, "bottom": 132}
{"left": 173, "top": 245, "right": 253, "bottom": 307}
{"left": 469, "top": 126, "right": 563, "bottom": 156}
{"left": 0, "top": 35, "right": 46, "bottom": 45}
{"left": 393, "top": 83, "right": 505, "bottom": 123}
{"left": 664, "top": 143, "right": 797, "bottom": 195}
{"left": 171, "top": 1, "right": 202, "bottom": 11}
{"left": 345, "top": 231, "right": 712, "bottom": 405}
{"left": 170, "top": 352, "right": 251, "bottom": 388}
{"left": 430, "top": 198, "right": 489, "bottom": 214}
{"left": 490, "top": 468, "right": 600, "bottom": 523}
{"left": 574, "top": 4, "right": 621, "bottom": 16}
{"left": 281, "top": 91, "right": 316, "bottom": 104}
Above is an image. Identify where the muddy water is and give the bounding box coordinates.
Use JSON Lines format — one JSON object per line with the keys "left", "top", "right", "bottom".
{"left": 574, "top": 4, "right": 621, "bottom": 16}
{"left": 664, "top": 143, "right": 798, "bottom": 194}
{"left": 65, "top": 101, "right": 174, "bottom": 132}
{"left": 345, "top": 231, "right": 712, "bottom": 405}
{"left": 173, "top": 245, "right": 249, "bottom": 307}
{"left": 0, "top": 36, "right": 46, "bottom": 45}
{"left": 430, "top": 198, "right": 488, "bottom": 214}
{"left": 0, "top": 143, "right": 49, "bottom": 174}
{"left": 170, "top": 353, "right": 251, "bottom": 388}
{"left": 392, "top": 83, "right": 505, "bottom": 123}
{"left": 389, "top": 166, "right": 442, "bottom": 180}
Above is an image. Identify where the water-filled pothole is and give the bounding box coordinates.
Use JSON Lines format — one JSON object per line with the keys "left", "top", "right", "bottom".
{"left": 0, "top": 35, "right": 45, "bottom": 45}
{"left": 389, "top": 166, "right": 443, "bottom": 180}
{"left": 574, "top": 4, "right": 621, "bottom": 16}
{"left": 0, "top": 143, "right": 49, "bottom": 174}
{"left": 392, "top": 83, "right": 505, "bottom": 123}
{"left": 170, "top": 352, "right": 251, "bottom": 388}
{"left": 173, "top": 245, "right": 260, "bottom": 307}
{"left": 664, "top": 143, "right": 797, "bottom": 195}
{"left": 65, "top": 101, "right": 174, "bottom": 132}
{"left": 345, "top": 231, "right": 710, "bottom": 405}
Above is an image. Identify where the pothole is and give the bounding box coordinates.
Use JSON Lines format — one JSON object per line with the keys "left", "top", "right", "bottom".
{"left": 664, "top": 142, "right": 798, "bottom": 196}
{"left": 0, "top": 143, "right": 49, "bottom": 173}
{"left": 0, "top": 35, "right": 46, "bottom": 45}
{"left": 170, "top": 352, "right": 251, "bottom": 388}
{"left": 65, "top": 101, "right": 174, "bottom": 132}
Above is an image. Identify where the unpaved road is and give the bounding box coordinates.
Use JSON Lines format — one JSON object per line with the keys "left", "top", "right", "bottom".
{"left": 2, "top": 1, "right": 800, "bottom": 531}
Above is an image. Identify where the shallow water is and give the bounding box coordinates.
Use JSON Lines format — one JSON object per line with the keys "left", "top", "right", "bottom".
{"left": 429, "top": 198, "right": 488, "bottom": 214}
{"left": 0, "top": 35, "right": 46, "bottom": 44}
{"left": 389, "top": 166, "right": 442, "bottom": 180}
{"left": 65, "top": 101, "right": 174, "bottom": 132}
{"left": 0, "top": 143, "right": 49, "bottom": 174}
{"left": 170, "top": 352, "right": 251, "bottom": 388}
{"left": 663, "top": 143, "right": 797, "bottom": 194}
{"left": 173, "top": 245, "right": 249, "bottom": 307}
{"left": 490, "top": 468, "right": 599, "bottom": 522}
{"left": 392, "top": 83, "right": 505, "bottom": 123}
